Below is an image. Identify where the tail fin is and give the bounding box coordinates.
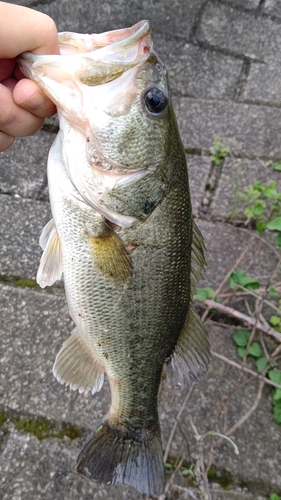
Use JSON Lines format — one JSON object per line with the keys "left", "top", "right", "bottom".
{"left": 76, "top": 421, "right": 165, "bottom": 495}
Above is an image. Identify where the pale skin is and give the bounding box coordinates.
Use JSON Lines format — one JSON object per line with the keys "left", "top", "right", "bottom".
{"left": 0, "top": 2, "right": 59, "bottom": 152}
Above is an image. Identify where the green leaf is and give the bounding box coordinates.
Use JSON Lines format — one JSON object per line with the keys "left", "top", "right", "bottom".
{"left": 228, "top": 269, "right": 260, "bottom": 290}
{"left": 252, "top": 200, "right": 265, "bottom": 215}
{"left": 273, "top": 407, "right": 281, "bottom": 424}
{"left": 270, "top": 316, "right": 281, "bottom": 326}
{"left": 237, "top": 347, "right": 246, "bottom": 359}
{"left": 264, "top": 187, "right": 278, "bottom": 198}
{"left": 276, "top": 232, "right": 281, "bottom": 247}
{"left": 256, "top": 357, "right": 268, "bottom": 372}
{"left": 273, "top": 162, "right": 281, "bottom": 171}
{"left": 269, "top": 287, "right": 279, "bottom": 297}
{"left": 194, "top": 287, "right": 215, "bottom": 302}
{"left": 232, "top": 330, "right": 250, "bottom": 347}
{"left": 267, "top": 217, "right": 281, "bottom": 231}
{"left": 270, "top": 494, "right": 281, "bottom": 500}
{"left": 248, "top": 342, "right": 262, "bottom": 358}
{"left": 244, "top": 208, "right": 254, "bottom": 219}
{"left": 181, "top": 469, "right": 191, "bottom": 477}
{"left": 274, "top": 399, "right": 281, "bottom": 409}
{"left": 268, "top": 369, "right": 281, "bottom": 385}
{"left": 273, "top": 389, "right": 281, "bottom": 401}
{"left": 165, "top": 462, "right": 173, "bottom": 470}
{"left": 256, "top": 220, "right": 267, "bottom": 232}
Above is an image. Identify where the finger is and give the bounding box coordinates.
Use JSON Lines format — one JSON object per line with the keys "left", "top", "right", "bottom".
{"left": 13, "top": 79, "right": 57, "bottom": 118}
{"left": 0, "top": 59, "right": 16, "bottom": 82}
{"left": 0, "top": 3, "right": 59, "bottom": 57}
{"left": 0, "top": 83, "right": 44, "bottom": 137}
{"left": 0, "top": 131, "right": 15, "bottom": 152}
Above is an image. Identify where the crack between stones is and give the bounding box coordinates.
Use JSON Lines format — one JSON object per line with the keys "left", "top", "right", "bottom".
{"left": 233, "top": 59, "right": 251, "bottom": 102}
{"left": 198, "top": 160, "right": 224, "bottom": 220}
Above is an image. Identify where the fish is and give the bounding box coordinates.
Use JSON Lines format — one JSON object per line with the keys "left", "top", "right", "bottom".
{"left": 19, "top": 20, "right": 210, "bottom": 496}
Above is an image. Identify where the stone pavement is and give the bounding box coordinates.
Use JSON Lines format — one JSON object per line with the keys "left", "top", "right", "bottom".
{"left": 1, "top": 1, "right": 281, "bottom": 499}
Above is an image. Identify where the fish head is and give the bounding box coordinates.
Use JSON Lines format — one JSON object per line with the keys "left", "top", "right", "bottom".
{"left": 19, "top": 21, "right": 172, "bottom": 174}
{"left": 85, "top": 48, "right": 172, "bottom": 174}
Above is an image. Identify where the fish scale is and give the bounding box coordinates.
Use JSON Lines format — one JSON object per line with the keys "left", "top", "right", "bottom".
{"left": 19, "top": 20, "right": 210, "bottom": 496}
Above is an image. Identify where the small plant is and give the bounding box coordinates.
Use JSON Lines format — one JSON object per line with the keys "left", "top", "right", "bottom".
{"left": 240, "top": 169, "right": 281, "bottom": 245}
{"left": 270, "top": 494, "right": 281, "bottom": 500}
{"left": 232, "top": 330, "right": 281, "bottom": 424}
{"left": 210, "top": 137, "right": 229, "bottom": 165}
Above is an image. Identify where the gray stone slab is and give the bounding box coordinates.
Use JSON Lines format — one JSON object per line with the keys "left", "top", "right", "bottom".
{"left": 0, "top": 129, "right": 53, "bottom": 200}
{"left": 196, "top": 1, "right": 281, "bottom": 62}
{"left": 0, "top": 427, "right": 143, "bottom": 500}
{"left": 0, "top": 196, "right": 51, "bottom": 279}
{"left": 224, "top": 0, "right": 260, "bottom": 8}
{"left": 197, "top": 219, "right": 281, "bottom": 289}
{"left": 158, "top": 324, "right": 281, "bottom": 498}
{"left": 0, "top": 284, "right": 108, "bottom": 430}
{"left": 187, "top": 155, "right": 211, "bottom": 217}
{"left": 174, "top": 97, "right": 281, "bottom": 158}
{"left": 31, "top": 0, "right": 204, "bottom": 39}
{"left": 154, "top": 35, "right": 243, "bottom": 100}
{"left": 264, "top": 0, "right": 281, "bottom": 18}
{"left": 211, "top": 157, "right": 281, "bottom": 221}
{"left": 242, "top": 61, "right": 281, "bottom": 106}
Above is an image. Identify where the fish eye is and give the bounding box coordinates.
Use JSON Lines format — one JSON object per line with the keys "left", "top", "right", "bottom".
{"left": 144, "top": 87, "right": 167, "bottom": 115}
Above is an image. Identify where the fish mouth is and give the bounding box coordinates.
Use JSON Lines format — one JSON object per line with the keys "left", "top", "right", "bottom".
{"left": 59, "top": 20, "right": 152, "bottom": 59}
{"left": 20, "top": 20, "right": 152, "bottom": 70}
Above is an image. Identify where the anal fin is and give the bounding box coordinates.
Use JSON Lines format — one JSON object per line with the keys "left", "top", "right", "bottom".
{"left": 53, "top": 328, "right": 104, "bottom": 395}
{"left": 87, "top": 224, "right": 132, "bottom": 284}
{"left": 36, "top": 218, "right": 63, "bottom": 288}
{"left": 166, "top": 304, "right": 210, "bottom": 388}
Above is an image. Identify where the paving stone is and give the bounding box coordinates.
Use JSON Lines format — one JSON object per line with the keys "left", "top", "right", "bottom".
{"left": 196, "top": 1, "right": 281, "bottom": 62}
{"left": 0, "top": 428, "right": 144, "bottom": 500}
{"left": 154, "top": 35, "right": 243, "bottom": 100}
{"left": 0, "top": 196, "right": 51, "bottom": 279}
{"left": 263, "top": 0, "right": 281, "bottom": 18}
{"left": 223, "top": 0, "right": 260, "bottom": 8}
{"left": 0, "top": 129, "right": 54, "bottom": 199}
{"left": 0, "top": 284, "right": 108, "bottom": 430}
{"left": 242, "top": 61, "right": 281, "bottom": 106}
{"left": 159, "top": 323, "right": 281, "bottom": 498}
{"left": 31, "top": 0, "right": 204, "bottom": 39}
{"left": 210, "top": 157, "right": 281, "bottom": 221}
{"left": 197, "top": 219, "right": 281, "bottom": 289}
{"left": 174, "top": 97, "right": 281, "bottom": 158}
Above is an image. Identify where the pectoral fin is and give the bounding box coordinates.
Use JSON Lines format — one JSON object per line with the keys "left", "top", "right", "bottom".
{"left": 87, "top": 224, "right": 133, "bottom": 284}
{"left": 36, "top": 219, "right": 63, "bottom": 288}
{"left": 166, "top": 304, "right": 210, "bottom": 388}
{"left": 53, "top": 328, "right": 104, "bottom": 395}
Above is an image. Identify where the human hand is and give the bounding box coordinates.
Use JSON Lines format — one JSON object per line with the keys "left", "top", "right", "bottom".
{"left": 0, "top": 2, "right": 59, "bottom": 151}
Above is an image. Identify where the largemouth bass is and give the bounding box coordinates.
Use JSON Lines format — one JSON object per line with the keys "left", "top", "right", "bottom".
{"left": 20, "top": 21, "right": 210, "bottom": 496}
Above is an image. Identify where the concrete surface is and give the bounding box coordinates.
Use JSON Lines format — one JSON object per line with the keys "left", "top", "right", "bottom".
{"left": 1, "top": 1, "right": 281, "bottom": 499}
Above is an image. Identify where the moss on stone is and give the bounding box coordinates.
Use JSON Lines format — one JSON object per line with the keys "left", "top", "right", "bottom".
{"left": 14, "top": 417, "right": 83, "bottom": 441}
{"left": 0, "top": 412, "right": 7, "bottom": 427}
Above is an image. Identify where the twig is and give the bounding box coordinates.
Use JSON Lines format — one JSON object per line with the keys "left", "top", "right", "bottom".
{"left": 163, "top": 457, "right": 184, "bottom": 495}
{"left": 163, "top": 382, "right": 195, "bottom": 463}
{"left": 212, "top": 351, "right": 281, "bottom": 390}
{"left": 225, "top": 378, "right": 264, "bottom": 436}
{"left": 271, "top": 343, "right": 281, "bottom": 358}
{"left": 201, "top": 245, "right": 250, "bottom": 322}
{"left": 202, "top": 299, "right": 281, "bottom": 342}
